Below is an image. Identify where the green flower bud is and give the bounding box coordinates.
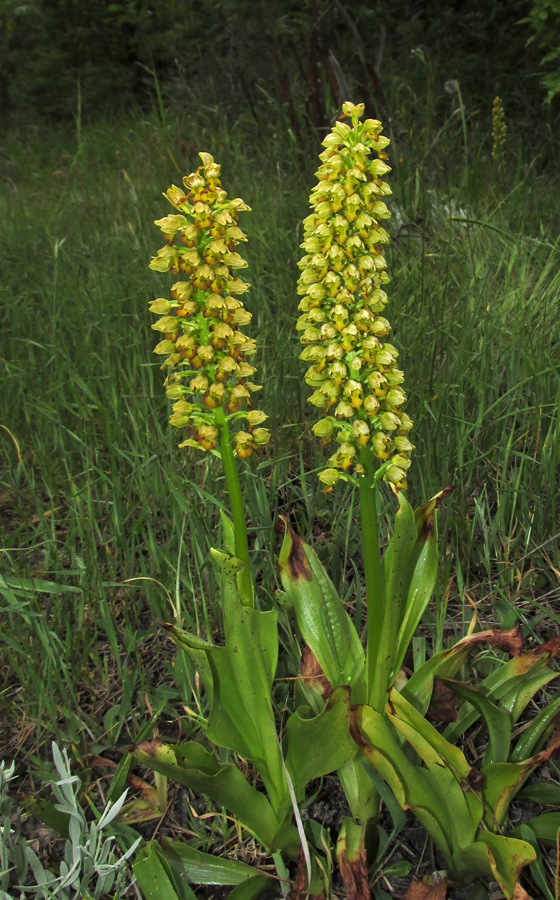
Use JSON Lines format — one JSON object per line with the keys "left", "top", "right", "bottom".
{"left": 318, "top": 468, "right": 340, "bottom": 487}
{"left": 335, "top": 400, "right": 354, "bottom": 418}
{"left": 154, "top": 339, "right": 176, "bottom": 355}
{"left": 386, "top": 387, "right": 407, "bottom": 407}
{"left": 152, "top": 316, "right": 179, "bottom": 333}
{"left": 312, "top": 418, "right": 335, "bottom": 443}
{"left": 394, "top": 435, "right": 414, "bottom": 453}
{"left": 149, "top": 297, "right": 173, "bottom": 314}
{"left": 166, "top": 383, "right": 184, "bottom": 400}
{"left": 252, "top": 428, "right": 271, "bottom": 446}
{"left": 246, "top": 410, "right": 268, "bottom": 426}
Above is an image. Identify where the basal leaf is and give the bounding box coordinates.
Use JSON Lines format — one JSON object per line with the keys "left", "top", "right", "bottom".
{"left": 284, "top": 686, "right": 356, "bottom": 800}
{"left": 354, "top": 704, "right": 461, "bottom": 860}
{"left": 477, "top": 832, "right": 536, "bottom": 900}
{"left": 387, "top": 689, "right": 482, "bottom": 847}
{"left": 278, "top": 518, "right": 366, "bottom": 702}
{"left": 509, "top": 812, "right": 560, "bottom": 845}
{"left": 510, "top": 693, "right": 560, "bottom": 762}
{"left": 131, "top": 740, "right": 287, "bottom": 852}
{"left": 403, "top": 628, "right": 522, "bottom": 716}
{"left": 133, "top": 841, "right": 192, "bottom": 900}
{"left": 160, "top": 837, "right": 263, "bottom": 885}
{"left": 205, "top": 602, "right": 285, "bottom": 810}
{"left": 440, "top": 679, "right": 512, "bottom": 764}
{"left": 450, "top": 833, "right": 536, "bottom": 899}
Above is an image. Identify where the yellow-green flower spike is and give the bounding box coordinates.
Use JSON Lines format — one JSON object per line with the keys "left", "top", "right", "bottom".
{"left": 149, "top": 152, "right": 270, "bottom": 457}
{"left": 297, "top": 102, "right": 413, "bottom": 489}
{"left": 492, "top": 96, "right": 507, "bottom": 162}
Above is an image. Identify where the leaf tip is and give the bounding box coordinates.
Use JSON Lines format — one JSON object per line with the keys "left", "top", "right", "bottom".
{"left": 277, "top": 515, "right": 313, "bottom": 582}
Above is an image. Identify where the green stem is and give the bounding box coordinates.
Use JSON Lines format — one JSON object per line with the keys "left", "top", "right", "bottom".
{"left": 358, "top": 448, "right": 385, "bottom": 710}
{"left": 215, "top": 406, "right": 254, "bottom": 607}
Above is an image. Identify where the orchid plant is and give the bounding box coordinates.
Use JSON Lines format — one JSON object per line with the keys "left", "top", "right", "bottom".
{"left": 130, "top": 104, "right": 560, "bottom": 900}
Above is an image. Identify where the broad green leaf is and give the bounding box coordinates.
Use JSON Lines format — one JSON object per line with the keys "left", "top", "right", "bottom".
{"left": 338, "top": 753, "right": 379, "bottom": 824}
{"left": 131, "top": 740, "right": 286, "bottom": 851}
{"left": 205, "top": 602, "right": 285, "bottom": 810}
{"left": 392, "top": 532, "right": 438, "bottom": 681}
{"left": 451, "top": 843, "right": 491, "bottom": 881}
{"left": 168, "top": 554, "right": 287, "bottom": 815}
{"left": 278, "top": 519, "right": 366, "bottom": 702}
{"left": 387, "top": 689, "right": 483, "bottom": 847}
{"left": 133, "top": 842, "right": 192, "bottom": 900}
{"left": 509, "top": 812, "right": 560, "bottom": 845}
{"left": 517, "top": 782, "right": 560, "bottom": 805}
{"left": 378, "top": 493, "right": 417, "bottom": 656}
{"left": 378, "top": 489, "right": 450, "bottom": 687}
{"left": 478, "top": 637, "right": 560, "bottom": 721}
{"left": 482, "top": 724, "right": 560, "bottom": 829}
{"left": 511, "top": 693, "right": 560, "bottom": 762}
{"left": 450, "top": 833, "right": 536, "bottom": 899}
{"left": 444, "top": 641, "right": 560, "bottom": 744}
{"left": 228, "top": 875, "right": 276, "bottom": 900}
{"left": 161, "top": 837, "right": 263, "bottom": 885}
{"left": 476, "top": 832, "right": 536, "bottom": 900}
{"left": 284, "top": 686, "right": 357, "bottom": 801}
{"left": 480, "top": 760, "right": 538, "bottom": 830}
{"left": 440, "top": 679, "right": 512, "bottom": 764}
{"left": 389, "top": 689, "right": 473, "bottom": 780}
{"left": 499, "top": 670, "right": 559, "bottom": 722}
{"left": 403, "top": 628, "right": 522, "bottom": 715}
{"left": 355, "top": 704, "right": 462, "bottom": 860}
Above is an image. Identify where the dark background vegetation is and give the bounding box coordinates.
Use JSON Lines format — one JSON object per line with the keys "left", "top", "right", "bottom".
{"left": 0, "top": 0, "right": 552, "bottom": 132}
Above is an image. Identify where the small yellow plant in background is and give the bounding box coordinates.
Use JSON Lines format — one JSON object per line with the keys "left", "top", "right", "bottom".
{"left": 492, "top": 95, "right": 507, "bottom": 161}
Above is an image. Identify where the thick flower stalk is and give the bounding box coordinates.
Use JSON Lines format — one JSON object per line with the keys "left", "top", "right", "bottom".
{"left": 150, "top": 152, "right": 270, "bottom": 460}
{"left": 149, "top": 153, "right": 269, "bottom": 606}
{"left": 297, "top": 102, "right": 413, "bottom": 490}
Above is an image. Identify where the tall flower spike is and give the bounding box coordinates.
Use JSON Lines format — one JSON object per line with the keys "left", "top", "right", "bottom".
{"left": 297, "top": 102, "right": 413, "bottom": 489}
{"left": 149, "top": 152, "right": 270, "bottom": 457}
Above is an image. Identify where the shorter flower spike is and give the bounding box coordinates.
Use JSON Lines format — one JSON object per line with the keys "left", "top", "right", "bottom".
{"left": 297, "top": 102, "right": 413, "bottom": 488}
{"left": 149, "top": 153, "right": 270, "bottom": 457}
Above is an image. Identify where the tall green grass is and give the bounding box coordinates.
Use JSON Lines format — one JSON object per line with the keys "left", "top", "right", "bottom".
{"left": 0, "top": 92, "right": 558, "bottom": 764}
